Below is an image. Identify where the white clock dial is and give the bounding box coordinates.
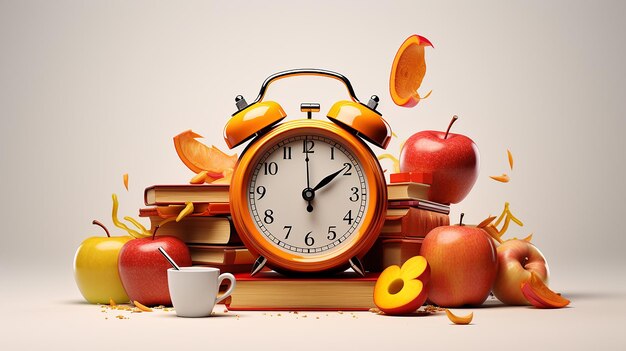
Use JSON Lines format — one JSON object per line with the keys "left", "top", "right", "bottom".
{"left": 247, "top": 134, "right": 369, "bottom": 255}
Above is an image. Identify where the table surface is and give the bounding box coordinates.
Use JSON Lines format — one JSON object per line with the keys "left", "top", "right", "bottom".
{"left": 2, "top": 267, "right": 625, "bottom": 351}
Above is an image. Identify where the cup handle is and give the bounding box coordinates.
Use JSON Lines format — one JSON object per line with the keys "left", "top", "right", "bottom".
{"left": 215, "top": 273, "right": 236, "bottom": 305}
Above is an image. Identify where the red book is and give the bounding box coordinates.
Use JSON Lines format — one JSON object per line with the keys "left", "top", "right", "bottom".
{"left": 387, "top": 200, "right": 450, "bottom": 215}
{"left": 225, "top": 272, "right": 378, "bottom": 311}
{"left": 197, "top": 262, "right": 255, "bottom": 275}
{"left": 390, "top": 172, "right": 433, "bottom": 185}
{"left": 139, "top": 203, "right": 230, "bottom": 218}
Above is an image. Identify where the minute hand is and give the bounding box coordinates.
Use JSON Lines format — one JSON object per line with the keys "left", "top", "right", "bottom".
{"left": 312, "top": 164, "right": 348, "bottom": 192}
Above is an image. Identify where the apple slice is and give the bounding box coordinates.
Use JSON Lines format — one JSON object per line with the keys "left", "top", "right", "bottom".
{"left": 374, "top": 256, "right": 430, "bottom": 315}
{"left": 520, "top": 272, "right": 570, "bottom": 308}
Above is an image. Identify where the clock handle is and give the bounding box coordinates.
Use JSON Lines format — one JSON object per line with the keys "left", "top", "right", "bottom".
{"left": 250, "top": 68, "right": 373, "bottom": 106}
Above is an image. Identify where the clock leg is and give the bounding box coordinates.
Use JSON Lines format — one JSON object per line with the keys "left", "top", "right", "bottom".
{"left": 349, "top": 256, "right": 366, "bottom": 277}
{"left": 250, "top": 256, "right": 268, "bottom": 276}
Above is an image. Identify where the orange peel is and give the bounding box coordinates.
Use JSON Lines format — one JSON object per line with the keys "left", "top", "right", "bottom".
{"left": 389, "top": 35, "right": 433, "bottom": 107}
{"left": 173, "top": 130, "right": 237, "bottom": 176}
{"left": 445, "top": 309, "right": 473, "bottom": 325}
{"left": 490, "top": 174, "right": 510, "bottom": 183}
{"left": 133, "top": 300, "right": 153, "bottom": 312}
{"left": 190, "top": 171, "right": 208, "bottom": 184}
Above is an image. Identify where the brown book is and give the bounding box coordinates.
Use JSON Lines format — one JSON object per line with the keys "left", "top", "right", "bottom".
{"left": 144, "top": 184, "right": 229, "bottom": 206}
{"left": 382, "top": 207, "right": 450, "bottom": 238}
{"left": 225, "top": 272, "right": 378, "bottom": 311}
{"left": 188, "top": 245, "right": 255, "bottom": 265}
{"left": 387, "top": 182, "right": 430, "bottom": 201}
{"left": 143, "top": 215, "right": 241, "bottom": 245}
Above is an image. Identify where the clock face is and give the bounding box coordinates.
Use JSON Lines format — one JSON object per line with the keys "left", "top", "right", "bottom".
{"left": 247, "top": 134, "right": 369, "bottom": 256}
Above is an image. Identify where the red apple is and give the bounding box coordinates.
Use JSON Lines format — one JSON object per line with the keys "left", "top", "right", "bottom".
{"left": 399, "top": 115, "right": 479, "bottom": 204}
{"left": 420, "top": 214, "right": 498, "bottom": 307}
{"left": 492, "top": 239, "right": 549, "bottom": 305}
{"left": 118, "top": 230, "right": 192, "bottom": 306}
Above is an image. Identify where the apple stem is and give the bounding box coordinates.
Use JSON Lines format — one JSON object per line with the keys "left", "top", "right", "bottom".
{"left": 92, "top": 220, "right": 111, "bottom": 237}
{"left": 459, "top": 213, "right": 465, "bottom": 226}
{"left": 444, "top": 115, "right": 459, "bottom": 140}
{"left": 152, "top": 225, "right": 160, "bottom": 240}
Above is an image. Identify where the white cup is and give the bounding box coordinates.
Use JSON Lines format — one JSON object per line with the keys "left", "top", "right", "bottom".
{"left": 167, "top": 267, "right": 236, "bottom": 318}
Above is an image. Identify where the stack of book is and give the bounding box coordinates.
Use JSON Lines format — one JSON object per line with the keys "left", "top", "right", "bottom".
{"left": 140, "top": 184, "right": 255, "bottom": 273}
{"left": 363, "top": 172, "right": 450, "bottom": 272}
{"left": 139, "top": 171, "right": 449, "bottom": 311}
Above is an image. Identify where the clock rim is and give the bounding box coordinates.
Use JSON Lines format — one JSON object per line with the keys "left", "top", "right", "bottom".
{"left": 230, "top": 119, "right": 387, "bottom": 273}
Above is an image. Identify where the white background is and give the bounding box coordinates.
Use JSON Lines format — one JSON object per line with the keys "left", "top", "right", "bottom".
{"left": 1, "top": 0, "right": 625, "bottom": 349}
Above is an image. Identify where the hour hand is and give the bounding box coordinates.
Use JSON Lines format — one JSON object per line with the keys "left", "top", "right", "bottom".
{"left": 312, "top": 164, "right": 348, "bottom": 192}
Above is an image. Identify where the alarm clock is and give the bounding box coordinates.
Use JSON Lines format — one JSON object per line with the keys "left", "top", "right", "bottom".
{"left": 223, "top": 69, "right": 391, "bottom": 276}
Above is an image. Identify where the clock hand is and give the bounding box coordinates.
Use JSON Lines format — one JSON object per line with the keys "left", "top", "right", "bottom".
{"left": 303, "top": 139, "right": 314, "bottom": 212}
{"left": 312, "top": 163, "right": 349, "bottom": 192}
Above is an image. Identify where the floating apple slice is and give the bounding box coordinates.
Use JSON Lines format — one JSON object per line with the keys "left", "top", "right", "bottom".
{"left": 374, "top": 256, "right": 430, "bottom": 315}
{"left": 389, "top": 35, "right": 433, "bottom": 107}
{"left": 445, "top": 309, "right": 474, "bottom": 325}
{"left": 173, "top": 130, "right": 238, "bottom": 179}
{"left": 521, "top": 272, "right": 570, "bottom": 308}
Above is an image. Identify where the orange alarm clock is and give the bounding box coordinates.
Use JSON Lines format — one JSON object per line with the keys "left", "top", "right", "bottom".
{"left": 224, "top": 69, "right": 391, "bottom": 276}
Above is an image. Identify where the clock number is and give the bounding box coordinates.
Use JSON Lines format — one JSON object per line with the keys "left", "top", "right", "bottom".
{"left": 283, "top": 146, "right": 292, "bottom": 160}
{"left": 343, "top": 162, "right": 352, "bottom": 176}
{"left": 263, "top": 162, "right": 278, "bottom": 175}
{"left": 343, "top": 210, "right": 353, "bottom": 225}
{"left": 283, "top": 225, "right": 292, "bottom": 239}
{"left": 264, "top": 209, "right": 274, "bottom": 224}
{"left": 256, "top": 186, "right": 266, "bottom": 200}
{"left": 330, "top": 147, "right": 335, "bottom": 160}
{"left": 327, "top": 226, "right": 337, "bottom": 241}
{"left": 349, "top": 187, "right": 359, "bottom": 202}
{"left": 303, "top": 140, "right": 315, "bottom": 154}
{"left": 305, "top": 231, "right": 315, "bottom": 247}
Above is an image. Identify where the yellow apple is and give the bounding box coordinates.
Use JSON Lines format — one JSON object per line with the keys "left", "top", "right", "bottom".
{"left": 374, "top": 256, "right": 430, "bottom": 315}
{"left": 73, "top": 221, "right": 133, "bottom": 304}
